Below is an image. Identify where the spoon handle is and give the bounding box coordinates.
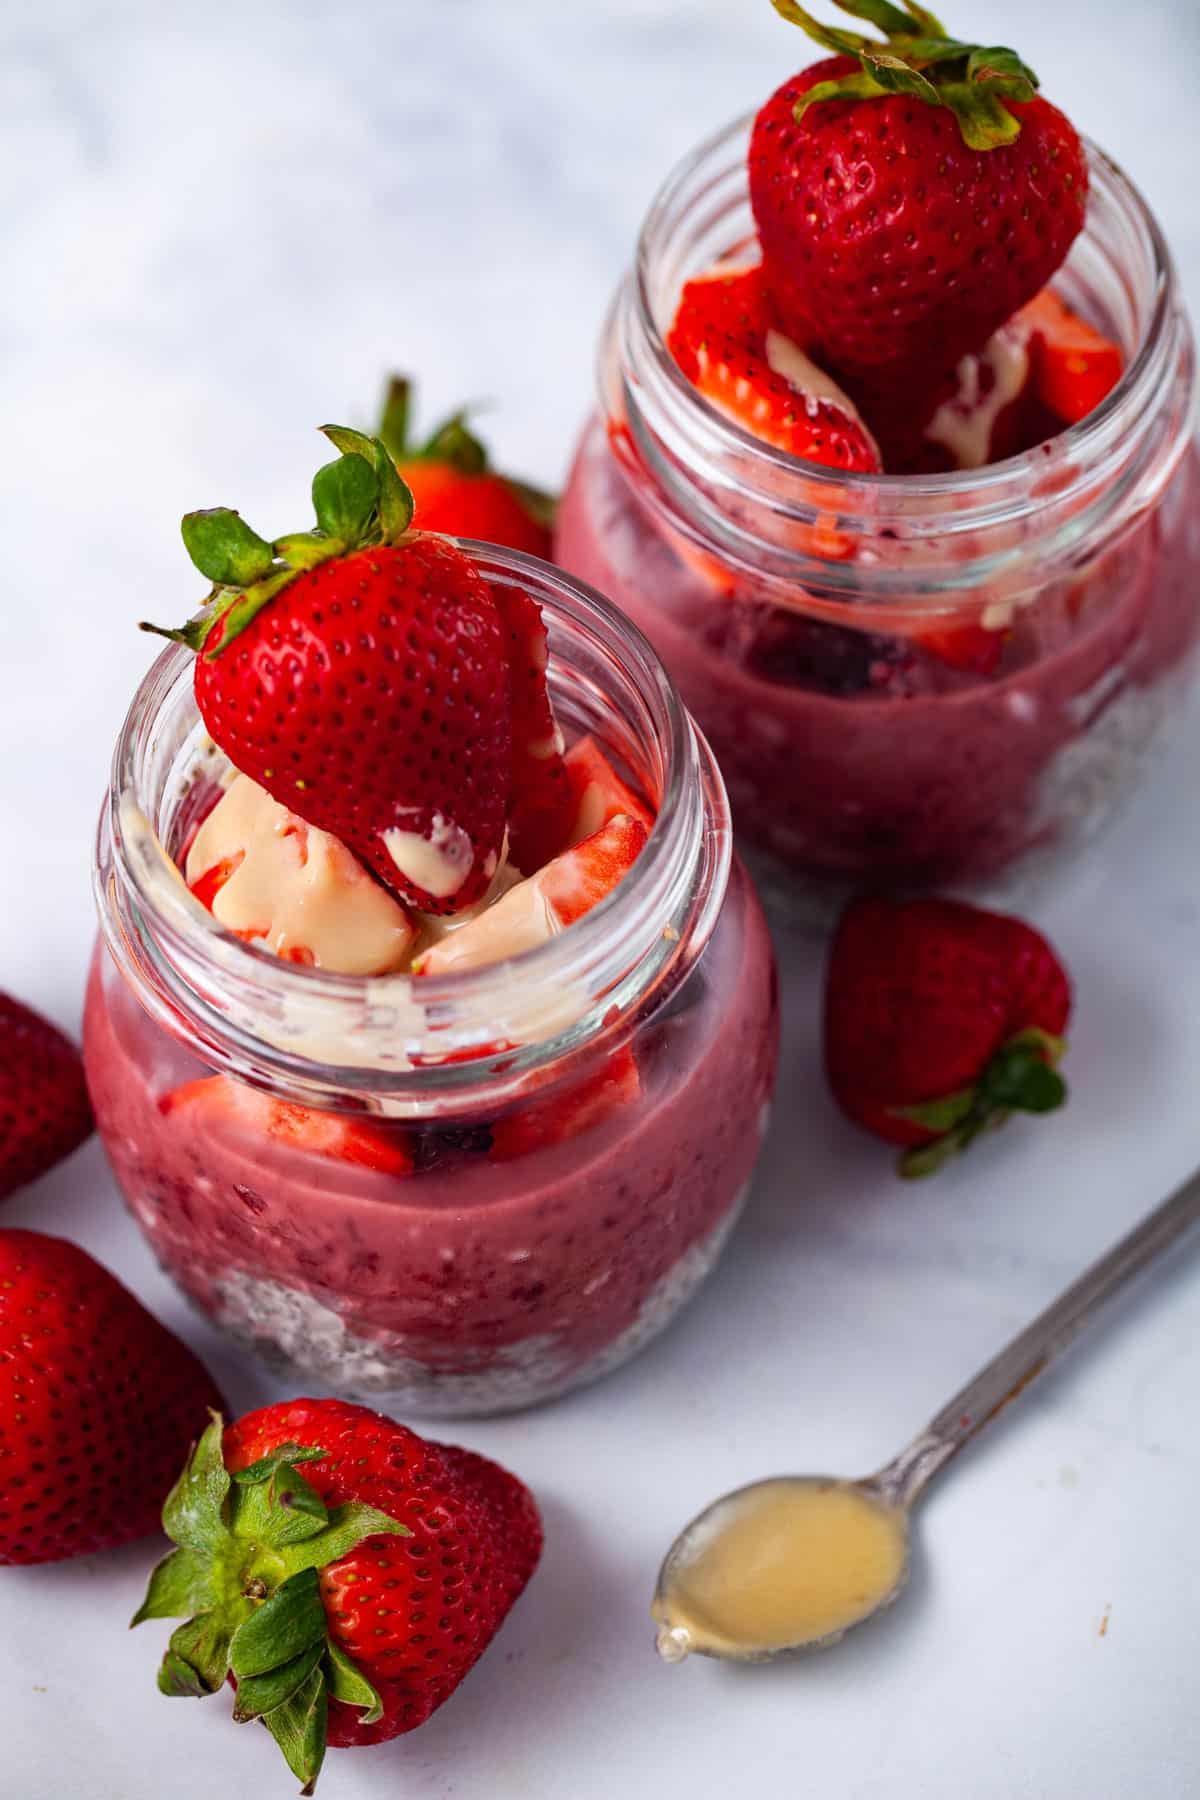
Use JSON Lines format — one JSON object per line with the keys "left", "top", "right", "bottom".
{"left": 878, "top": 1163, "right": 1200, "bottom": 1509}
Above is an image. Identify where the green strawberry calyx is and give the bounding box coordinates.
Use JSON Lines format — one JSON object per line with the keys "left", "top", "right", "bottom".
{"left": 892, "top": 1026, "right": 1068, "bottom": 1178}
{"left": 132, "top": 1412, "right": 411, "bottom": 1794}
{"left": 139, "top": 427, "right": 416, "bottom": 660}
{"left": 376, "top": 372, "right": 557, "bottom": 531}
{"left": 771, "top": 0, "right": 1042, "bottom": 151}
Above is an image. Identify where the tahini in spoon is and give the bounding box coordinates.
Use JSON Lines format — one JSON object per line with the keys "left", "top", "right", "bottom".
{"left": 653, "top": 1163, "right": 1200, "bottom": 1664}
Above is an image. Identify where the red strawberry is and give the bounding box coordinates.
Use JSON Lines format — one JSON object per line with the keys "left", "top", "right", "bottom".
{"left": 134, "top": 1398, "right": 541, "bottom": 1791}
{"left": 0, "top": 1230, "right": 222, "bottom": 1564}
{"left": 668, "top": 264, "right": 881, "bottom": 471}
{"left": 564, "top": 735, "right": 656, "bottom": 844}
{"left": 490, "top": 1043, "right": 642, "bottom": 1161}
{"left": 749, "top": 12, "right": 1087, "bottom": 402}
{"left": 163, "top": 1076, "right": 414, "bottom": 1176}
{"left": 824, "top": 896, "right": 1071, "bottom": 1176}
{"left": 144, "top": 429, "right": 512, "bottom": 915}
{"left": 1015, "top": 287, "right": 1123, "bottom": 424}
{"left": 493, "top": 585, "right": 574, "bottom": 871}
{"left": 0, "top": 992, "right": 93, "bottom": 1201}
{"left": 377, "top": 375, "right": 554, "bottom": 558}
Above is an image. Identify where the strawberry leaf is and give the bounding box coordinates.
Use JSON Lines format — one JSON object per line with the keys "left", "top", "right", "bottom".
{"left": 795, "top": 69, "right": 892, "bottom": 119}
{"left": 830, "top": 0, "right": 925, "bottom": 34}
{"left": 771, "top": 0, "right": 1039, "bottom": 148}
{"left": 377, "top": 375, "right": 412, "bottom": 461}
{"left": 320, "top": 425, "right": 415, "bottom": 541}
{"left": 232, "top": 1639, "right": 325, "bottom": 1723}
{"left": 230, "top": 1568, "right": 326, "bottom": 1679}
{"left": 771, "top": 0, "right": 873, "bottom": 58}
{"left": 857, "top": 49, "right": 939, "bottom": 103}
{"left": 420, "top": 410, "right": 489, "bottom": 476}
{"left": 274, "top": 531, "right": 343, "bottom": 573}
{"left": 161, "top": 1414, "right": 231, "bottom": 1553}
{"left": 261, "top": 1664, "right": 328, "bottom": 1797}
{"left": 232, "top": 1457, "right": 330, "bottom": 1549}
{"left": 182, "top": 509, "right": 276, "bottom": 587}
{"left": 937, "top": 80, "right": 1022, "bottom": 148}
{"left": 966, "top": 44, "right": 1038, "bottom": 98}
{"left": 890, "top": 1086, "right": 976, "bottom": 1134}
{"left": 233, "top": 1443, "right": 328, "bottom": 1484}
{"left": 274, "top": 1500, "right": 411, "bottom": 1581}
{"left": 208, "top": 565, "right": 304, "bottom": 656}
{"left": 311, "top": 452, "right": 378, "bottom": 545}
{"left": 979, "top": 1040, "right": 1067, "bottom": 1114}
{"left": 325, "top": 1639, "right": 384, "bottom": 1725}
{"left": 900, "top": 0, "right": 947, "bottom": 30}
{"left": 159, "top": 1611, "right": 239, "bottom": 1696}
{"left": 131, "top": 1546, "right": 215, "bottom": 1625}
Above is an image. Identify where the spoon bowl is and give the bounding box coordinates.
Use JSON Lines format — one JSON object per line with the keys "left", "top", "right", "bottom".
{"left": 653, "top": 1472, "right": 912, "bottom": 1663}
{"left": 652, "top": 1164, "right": 1200, "bottom": 1667}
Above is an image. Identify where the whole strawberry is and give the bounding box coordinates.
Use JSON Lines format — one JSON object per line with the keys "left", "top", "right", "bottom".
{"left": 824, "top": 896, "right": 1071, "bottom": 1176}
{"left": 0, "top": 1230, "right": 221, "bottom": 1564}
{"left": 377, "top": 374, "right": 555, "bottom": 559}
{"left": 134, "top": 1398, "right": 541, "bottom": 1792}
{"left": 0, "top": 992, "right": 93, "bottom": 1200}
{"left": 144, "top": 428, "right": 513, "bottom": 914}
{"left": 750, "top": 3, "right": 1087, "bottom": 417}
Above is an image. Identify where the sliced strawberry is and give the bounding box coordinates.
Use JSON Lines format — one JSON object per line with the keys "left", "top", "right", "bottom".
{"left": 416, "top": 813, "right": 649, "bottom": 976}
{"left": 667, "top": 265, "right": 881, "bottom": 472}
{"left": 1016, "top": 288, "right": 1123, "bottom": 425}
{"left": 492, "top": 586, "right": 573, "bottom": 872}
{"left": 163, "top": 1076, "right": 413, "bottom": 1175}
{"left": 188, "top": 852, "right": 244, "bottom": 913}
{"left": 537, "top": 813, "right": 649, "bottom": 925}
{"left": 564, "top": 736, "right": 655, "bottom": 845}
{"left": 913, "top": 621, "right": 1006, "bottom": 677}
{"left": 490, "top": 1044, "right": 641, "bottom": 1161}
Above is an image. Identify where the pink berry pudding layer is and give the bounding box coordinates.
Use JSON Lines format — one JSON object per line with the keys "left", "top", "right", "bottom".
{"left": 555, "top": 119, "right": 1200, "bottom": 913}
{"left": 86, "top": 545, "right": 778, "bottom": 1416}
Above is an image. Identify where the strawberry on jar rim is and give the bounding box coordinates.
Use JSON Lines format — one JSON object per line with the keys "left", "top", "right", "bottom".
{"left": 133, "top": 1398, "right": 541, "bottom": 1792}
{"left": 824, "top": 895, "right": 1071, "bottom": 1176}
{"left": 750, "top": 2, "right": 1088, "bottom": 453}
{"left": 143, "top": 428, "right": 513, "bottom": 915}
{"left": 0, "top": 1230, "right": 222, "bottom": 1564}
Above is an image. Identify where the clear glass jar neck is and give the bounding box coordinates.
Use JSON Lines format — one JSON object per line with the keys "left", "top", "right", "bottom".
{"left": 94, "top": 544, "right": 732, "bottom": 1115}
{"left": 601, "top": 115, "right": 1196, "bottom": 614}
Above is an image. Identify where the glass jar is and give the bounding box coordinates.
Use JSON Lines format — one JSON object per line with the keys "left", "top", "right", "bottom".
{"left": 85, "top": 547, "right": 778, "bottom": 1416}
{"left": 556, "top": 117, "right": 1200, "bottom": 911}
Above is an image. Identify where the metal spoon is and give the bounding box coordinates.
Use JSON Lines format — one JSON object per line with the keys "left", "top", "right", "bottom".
{"left": 653, "top": 1163, "right": 1200, "bottom": 1665}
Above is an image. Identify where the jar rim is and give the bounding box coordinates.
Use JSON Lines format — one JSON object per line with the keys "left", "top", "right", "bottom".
{"left": 609, "top": 112, "right": 1194, "bottom": 602}
{"left": 95, "top": 542, "right": 732, "bottom": 1106}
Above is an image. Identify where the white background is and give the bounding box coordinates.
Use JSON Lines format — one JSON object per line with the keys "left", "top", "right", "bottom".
{"left": 3, "top": 2, "right": 1200, "bottom": 1795}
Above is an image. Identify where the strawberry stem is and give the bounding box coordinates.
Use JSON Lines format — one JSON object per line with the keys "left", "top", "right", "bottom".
{"left": 142, "top": 432, "right": 416, "bottom": 661}
{"left": 133, "top": 1413, "right": 411, "bottom": 1794}
{"left": 894, "top": 1027, "right": 1067, "bottom": 1178}
{"left": 770, "top": 0, "right": 1040, "bottom": 149}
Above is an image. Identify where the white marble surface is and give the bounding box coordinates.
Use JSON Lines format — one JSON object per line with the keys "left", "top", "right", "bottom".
{"left": 3, "top": 2, "right": 1200, "bottom": 1795}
